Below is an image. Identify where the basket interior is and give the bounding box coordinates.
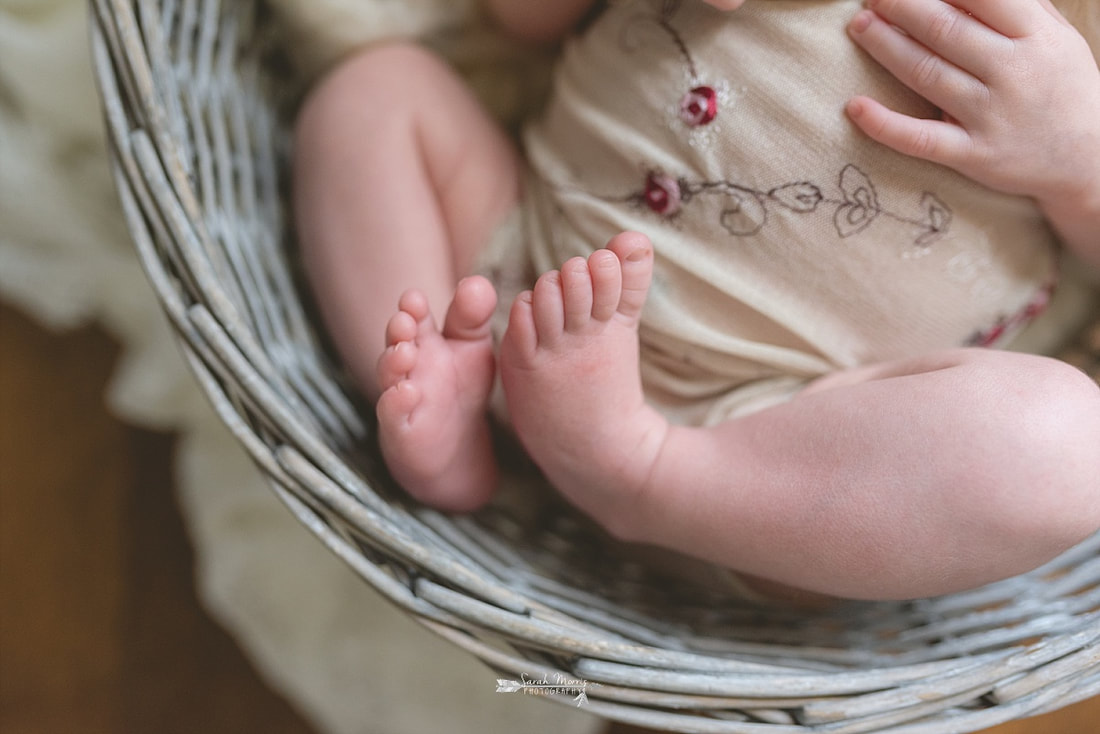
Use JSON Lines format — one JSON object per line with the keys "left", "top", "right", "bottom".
{"left": 90, "top": 0, "right": 1100, "bottom": 728}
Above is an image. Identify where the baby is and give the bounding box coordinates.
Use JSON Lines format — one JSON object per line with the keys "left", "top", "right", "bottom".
{"left": 293, "top": 0, "right": 1100, "bottom": 600}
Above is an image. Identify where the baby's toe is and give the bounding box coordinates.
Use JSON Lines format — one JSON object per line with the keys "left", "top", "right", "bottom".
{"left": 443, "top": 275, "right": 497, "bottom": 341}
{"left": 377, "top": 341, "right": 417, "bottom": 389}
{"left": 532, "top": 269, "right": 566, "bottom": 347}
{"left": 606, "top": 231, "right": 653, "bottom": 321}
{"left": 385, "top": 310, "right": 420, "bottom": 347}
{"left": 561, "top": 257, "right": 594, "bottom": 333}
{"left": 397, "top": 288, "right": 433, "bottom": 325}
{"left": 502, "top": 290, "right": 539, "bottom": 361}
{"left": 376, "top": 380, "right": 422, "bottom": 427}
{"left": 588, "top": 249, "right": 623, "bottom": 322}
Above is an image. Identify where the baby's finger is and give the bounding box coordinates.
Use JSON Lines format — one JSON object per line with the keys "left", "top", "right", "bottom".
{"left": 847, "top": 96, "right": 971, "bottom": 168}
{"left": 849, "top": 10, "right": 984, "bottom": 117}
{"left": 947, "top": 0, "right": 1051, "bottom": 38}
{"left": 862, "top": 0, "right": 1008, "bottom": 78}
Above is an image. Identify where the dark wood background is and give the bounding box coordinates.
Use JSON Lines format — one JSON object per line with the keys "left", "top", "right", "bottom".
{"left": 2, "top": 302, "right": 1096, "bottom": 734}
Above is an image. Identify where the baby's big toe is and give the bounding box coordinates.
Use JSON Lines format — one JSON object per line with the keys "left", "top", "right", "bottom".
{"left": 443, "top": 276, "right": 497, "bottom": 341}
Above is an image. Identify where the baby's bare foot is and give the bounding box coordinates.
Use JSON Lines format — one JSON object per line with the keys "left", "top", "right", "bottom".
{"left": 499, "top": 232, "right": 669, "bottom": 535}
{"left": 376, "top": 276, "right": 498, "bottom": 512}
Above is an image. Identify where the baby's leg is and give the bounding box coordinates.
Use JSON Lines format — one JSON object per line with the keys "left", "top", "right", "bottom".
{"left": 499, "top": 232, "right": 670, "bottom": 519}
{"left": 294, "top": 43, "right": 520, "bottom": 511}
{"left": 500, "top": 235, "right": 1100, "bottom": 599}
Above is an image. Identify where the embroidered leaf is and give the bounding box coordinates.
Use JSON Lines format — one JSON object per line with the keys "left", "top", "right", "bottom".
{"left": 838, "top": 164, "right": 878, "bottom": 207}
{"left": 922, "top": 192, "right": 951, "bottom": 230}
{"left": 834, "top": 164, "right": 880, "bottom": 237}
{"left": 717, "top": 187, "right": 767, "bottom": 236}
{"left": 834, "top": 202, "right": 878, "bottom": 237}
{"left": 914, "top": 228, "right": 943, "bottom": 247}
{"left": 769, "top": 182, "right": 823, "bottom": 213}
{"left": 914, "top": 191, "right": 953, "bottom": 246}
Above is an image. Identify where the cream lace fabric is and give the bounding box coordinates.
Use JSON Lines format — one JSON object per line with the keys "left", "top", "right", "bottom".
{"left": 0, "top": 2, "right": 593, "bottom": 733}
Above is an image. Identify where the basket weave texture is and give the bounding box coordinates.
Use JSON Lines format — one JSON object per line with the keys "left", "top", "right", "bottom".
{"left": 90, "top": 0, "right": 1100, "bottom": 731}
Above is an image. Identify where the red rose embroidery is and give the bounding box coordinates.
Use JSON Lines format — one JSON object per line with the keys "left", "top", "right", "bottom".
{"left": 1021, "top": 287, "right": 1051, "bottom": 320}
{"left": 644, "top": 173, "right": 682, "bottom": 216}
{"left": 679, "top": 85, "right": 718, "bottom": 127}
{"left": 968, "top": 282, "right": 1056, "bottom": 347}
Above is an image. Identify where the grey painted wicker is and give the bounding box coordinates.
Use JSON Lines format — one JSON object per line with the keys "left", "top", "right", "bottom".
{"left": 89, "top": 0, "right": 1100, "bottom": 731}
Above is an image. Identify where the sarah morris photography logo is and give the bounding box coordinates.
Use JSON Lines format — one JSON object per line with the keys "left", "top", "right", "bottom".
{"left": 495, "top": 673, "right": 595, "bottom": 706}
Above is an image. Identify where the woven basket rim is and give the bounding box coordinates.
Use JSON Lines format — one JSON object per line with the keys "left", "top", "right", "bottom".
{"left": 87, "top": 0, "right": 1100, "bottom": 730}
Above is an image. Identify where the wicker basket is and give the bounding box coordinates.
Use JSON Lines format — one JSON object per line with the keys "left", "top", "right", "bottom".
{"left": 89, "top": 0, "right": 1100, "bottom": 731}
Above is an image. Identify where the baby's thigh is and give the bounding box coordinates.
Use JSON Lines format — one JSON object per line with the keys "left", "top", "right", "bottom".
{"left": 295, "top": 42, "right": 497, "bottom": 159}
{"left": 294, "top": 42, "right": 521, "bottom": 269}
{"left": 816, "top": 347, "right": 1100, "bottom": 543}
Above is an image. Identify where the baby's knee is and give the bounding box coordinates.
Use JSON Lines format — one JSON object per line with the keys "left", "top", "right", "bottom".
{"left": 979, "top": 356, "right": 1100, "bottom": 553}
{"left": 327, "top": 42, "right": 449, "bottom": 93}
{"left": 296, "top": 41, "right": 448, "bottom": 135}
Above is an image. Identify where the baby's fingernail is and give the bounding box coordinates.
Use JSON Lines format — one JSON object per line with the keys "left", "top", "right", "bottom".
{"left": 846, "top": 99, "right": 865, "bottom": 119}
{"left": 850, "top": 9, "right": 873, "bottom": 34}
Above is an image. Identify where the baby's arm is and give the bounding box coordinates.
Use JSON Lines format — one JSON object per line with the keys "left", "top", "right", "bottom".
{"left": 847, "top": 0, "right": 1100, "bottom": 269}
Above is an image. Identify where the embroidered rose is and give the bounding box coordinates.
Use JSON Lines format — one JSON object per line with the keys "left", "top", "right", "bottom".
{"left": 1021, "top": 286, "right": 1052, "bottom": 321}
{"left": 968, "top": 283, "right": 1055, "bottom": 347}
{"left": 970, "top": 319, "right": 1009, "bottom": 348}
{"left": 643, "top": 173, "right": 682, "bottom": 216}
{"left": 679, "top": 86, "right": 718, "bottom": 127}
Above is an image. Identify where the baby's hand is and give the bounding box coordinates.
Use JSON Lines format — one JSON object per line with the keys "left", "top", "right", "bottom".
{"left": 846, "top": 0, "right": 1100, "bottom": 210}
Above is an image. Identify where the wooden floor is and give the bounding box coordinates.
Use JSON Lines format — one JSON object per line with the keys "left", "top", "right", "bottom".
{"left": 1, "top": 301, "right": 1096, "bottom": 734}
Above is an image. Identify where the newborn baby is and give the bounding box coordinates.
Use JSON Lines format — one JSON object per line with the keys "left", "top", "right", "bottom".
{"left": 293, "top": 0, "right": 1100, "bottom": 599}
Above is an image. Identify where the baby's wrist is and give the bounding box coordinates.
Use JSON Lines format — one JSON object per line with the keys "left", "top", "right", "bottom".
{"left": 1032, "top": 141, "right": 1100, "bottom": 210}
{"left": 1036, "top": 173, "right": 1100, "bottom": 268}
{"left": 1037, "top": 171, "right": 1100, "bottom": 221}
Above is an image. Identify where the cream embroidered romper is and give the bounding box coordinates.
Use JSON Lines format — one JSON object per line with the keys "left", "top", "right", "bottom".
{"left": 482, "top": 0, "right": 1096, "bottom": 426}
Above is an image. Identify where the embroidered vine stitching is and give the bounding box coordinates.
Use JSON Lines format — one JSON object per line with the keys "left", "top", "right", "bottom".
{"left": 656, "top": 0, "right": 699, "bottom": 80}
{"left": 610, "top": 163, "right": 953, "bottom": 247}
{"left": 612, "top": 1, "right": 955, "bottom": 246}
